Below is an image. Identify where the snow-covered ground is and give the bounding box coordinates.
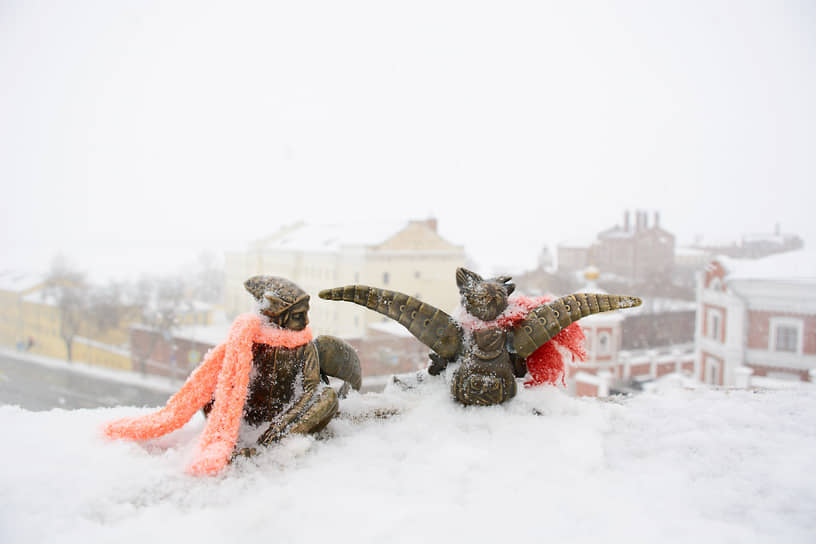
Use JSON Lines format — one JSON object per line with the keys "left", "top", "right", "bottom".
{"left": 1, "top": 377, "right": 814, "bottom": 544}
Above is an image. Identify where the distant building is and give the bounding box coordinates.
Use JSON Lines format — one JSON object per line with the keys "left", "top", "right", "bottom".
{"left": 696, "top": 249, "right": 816, "bottom": 385}
{"left": 566, "top": 268, "right": 696, "bottom": 397}
{"left": 0, "top": 271, "right": 136, "bottom": 370}
{"left": 224, "top": 218, "right": 467, "bottom": 341}
{"left": 130, "top": 311, "right": 224, "bottom": 380}
{"left": 556, "top": 210, "right": 675, "bottom": 285}
{"left": 674, "top": 247, "right": 711, "bottom": 289}
{"left": 690, "top": 224, "right": 803, "bottom": 259}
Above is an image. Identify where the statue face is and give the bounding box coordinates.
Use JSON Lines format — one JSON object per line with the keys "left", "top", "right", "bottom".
{"left": 461, "top": 283, "right": 508, "bottom": 321}
{"left": 278, "top": 299, "right": 310, "bottom": 331}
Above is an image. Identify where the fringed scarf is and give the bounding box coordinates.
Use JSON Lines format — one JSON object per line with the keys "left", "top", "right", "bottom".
{"left": 457, "top": 295, "right": 586, "bottom": 387}
{"left": 102, "top": 313, "right": 313, "bottom": 476}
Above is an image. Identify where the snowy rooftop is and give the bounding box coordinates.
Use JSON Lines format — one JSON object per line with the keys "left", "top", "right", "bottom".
{"left": 253, "top": 220, "right": 413, "bottom": 253}
{"left": 557, "top": 236, "right": 596, "bottom": 248}
{"left": 624, "top": 297, "right": 696, "bottom": 315}
{"left": 674, "top": 246, "right": 710, "bottom": 258}
{"left": 0, "top": 270, "right": 46, "bottom": 293}
{"left": 368, "top": 320, "right": 415, "bottom": 338}
{"left": 21, "top": 289, "right": 57, "bottom": 307}
{"left": 720, "top": 249, "right": 816, "bottom": 281}
{"left": 172, "top": 321, "right": 232, "bottom": 346}
{"left": 2, "top": 379, "right": 814, "bottom": 543}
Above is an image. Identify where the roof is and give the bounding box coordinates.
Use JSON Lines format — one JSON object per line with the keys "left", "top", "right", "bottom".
{"left": 368, "top": 320, "right": 414, "bottom": 338}
{"left": 719, "top": 249, "right": 816, "bottom": 282}
{"left": 252, "top": 219, "right": 459, "bottom": 253}
{"left": 675, "top": 247, "right": 709, "bottom": 258}
{"left": 0, "top": 271, "right": 46, "bottom": 293}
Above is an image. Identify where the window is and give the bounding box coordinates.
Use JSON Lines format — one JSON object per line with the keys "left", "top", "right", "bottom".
{"left": 707, "top": 360, "right": 719, "bottom": 385}
{"left": 775, "top": 326, "right": 798, "bottom": 352}
{"left": 705, "top": 307, "right": 723, "bottom": 341}
{"left": 383, "top": 272, "right": 389, "bottom": 285}
{"left": 769, "top": 318, "right": 804, "bottom": 354}
{"left": 598, "top": 331, "right": 611, "bottom": 354}
{"left": 415, "top": 271, "right": 420, "bottom": 279}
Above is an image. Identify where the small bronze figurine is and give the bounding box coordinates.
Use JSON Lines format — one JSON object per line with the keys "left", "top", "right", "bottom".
{"left": 319, "top": 267, "right": 640, "bottom": 406}
{"left": 104, "top": 276, "right": 360, "bottom": 475}
{"left": 232, "top": 276, "right": 360, "bottom": 448}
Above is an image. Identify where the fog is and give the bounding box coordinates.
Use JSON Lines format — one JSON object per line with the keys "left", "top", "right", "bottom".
{"left": 2, "top": 0, "right": 815, "bottom": 277}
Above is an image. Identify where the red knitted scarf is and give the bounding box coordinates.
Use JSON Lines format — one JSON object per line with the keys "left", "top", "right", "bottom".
{"left": 457, "top": 295, "right": 586, "bottom": 387}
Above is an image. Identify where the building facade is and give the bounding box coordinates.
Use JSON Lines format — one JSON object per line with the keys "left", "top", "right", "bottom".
{"left": 224, "top": 218, "right": 467, "bottom": 340}
{"left": 0, "top": 272, "right": 136, "bottom": 370}
{"left": 695, "top": 250, "right": 816, "bottom": 385}
{"left": 564, "top": 270, "right": 696, "bottom": 396}
{"left": 556, "top": 210, "right": 675, "bottom": 285}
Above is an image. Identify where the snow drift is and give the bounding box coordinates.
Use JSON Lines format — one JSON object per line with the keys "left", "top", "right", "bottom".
{"left": 1, "top": 376, "right": 814, "bottom": 544}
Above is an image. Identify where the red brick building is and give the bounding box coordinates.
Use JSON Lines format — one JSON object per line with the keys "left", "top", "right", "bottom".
{"left": 557, "top": 210, "right": 675, "bottom": 285}
{"left": 696, "top": 249, "right": 816, "bottom": 385}
{"left": 568, "top": 270, "right": 694, "bottom": 396}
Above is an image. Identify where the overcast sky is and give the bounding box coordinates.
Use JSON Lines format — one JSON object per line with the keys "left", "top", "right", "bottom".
{"left": 1, "top": 0, "right": 814, "bottom": 280}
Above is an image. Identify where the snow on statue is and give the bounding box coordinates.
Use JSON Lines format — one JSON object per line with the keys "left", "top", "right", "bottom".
{"left": 320, "top": 267, "right": 641, "bottom": 406}
{"left": 102, "top": 276, "right": 361, "bottom": 476}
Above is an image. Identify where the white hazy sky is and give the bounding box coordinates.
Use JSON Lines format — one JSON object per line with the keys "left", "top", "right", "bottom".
{"left": 1, "top": 0, "right": 814, "bottom": 279}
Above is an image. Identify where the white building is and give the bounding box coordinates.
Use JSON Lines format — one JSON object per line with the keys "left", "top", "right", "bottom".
{"left": 224, "top": 219, "right": 466, "bottom": 339}
{"left": 696, "top": 249, "right": 816, "bottom": 385}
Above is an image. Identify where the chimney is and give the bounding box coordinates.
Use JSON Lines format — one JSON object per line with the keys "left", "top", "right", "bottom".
{"left": 425, "top": 217, "right": 438, "bottom": 232}
{"left": 635, "top": 210, "right": 642, "bottom": 232}
{"left": 653, "top": 211, "right": 660, "bottom": 229}
{"left": 623, "top": 210, "right": 630, "bottom": 232}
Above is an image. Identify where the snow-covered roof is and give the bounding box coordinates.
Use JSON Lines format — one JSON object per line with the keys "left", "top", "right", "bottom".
{"left": 254, "top": 220, "right": 411, "bottom": 253}
{"left": 172, "top": 322, "right": 232, "bottom": 346}
{"left": 368, "top": 320, "right": 414, "bottom": 338}
{"left": 557, "top": 236, "right": 595, "bottom": 248}
{"left": 741, "top": 232, "right": 800, "bottom": 244}
{"left": 719, "top": 249, "right": 816, "bottom": 281}
{"left": 598, "top": 226, "right": 634, "bottom": 239}
{"left": 624, "top": 297, "right": 696, "bottom": 315}
{"left": 21, "top": 289, "right": 57, "bottom": 307}
{"left": 0, "top": 271, "right": 46, "bottom": 293}
{"left": 674, "top": 247, "right": 709, "bottom": 258}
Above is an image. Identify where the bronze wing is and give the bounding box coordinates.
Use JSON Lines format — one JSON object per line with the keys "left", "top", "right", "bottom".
{"left": 318, "top": 285, "right": 463, "bottom": 359}
{"left": 509, "top": 293, "right": 642, "bottom": 358}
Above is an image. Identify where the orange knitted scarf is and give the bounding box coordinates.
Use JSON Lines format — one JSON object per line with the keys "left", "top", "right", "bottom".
{"left": 103, "top": 313, "right": 312, "bottom": 476}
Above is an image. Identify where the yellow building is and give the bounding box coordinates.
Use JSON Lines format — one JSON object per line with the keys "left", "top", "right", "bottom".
{"left": 224, "top": 218, "right": 467, "bottom": 339}
{"left": 0, "top": 272, "right": 136, "bottom": 371}
{"left": 0, "top": 272, "right": 45, "bottom": 349}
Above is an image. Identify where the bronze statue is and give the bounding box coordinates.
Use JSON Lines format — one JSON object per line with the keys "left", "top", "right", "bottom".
{"left": 104, "top": 275, "right": 360, "bottom": 475}
{"left": 319, "top": 267, "right": 640, "bottom": 406}
{"left": 232, "top": 276, "right": 360, "bottom": 452}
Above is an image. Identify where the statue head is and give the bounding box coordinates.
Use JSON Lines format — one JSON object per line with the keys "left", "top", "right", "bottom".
{"left": 244, "top": 275, "right": 310, "bottom": 330}
{"left": 455, "top": 267, "right": 515, "bottom": 321}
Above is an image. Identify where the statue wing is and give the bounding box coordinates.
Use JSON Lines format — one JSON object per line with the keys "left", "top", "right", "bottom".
{"left": 508, "top": 293, "right": 642, "bottom": 358}
{"left": 318, "top": 285, "right": 463, "bottom": 359}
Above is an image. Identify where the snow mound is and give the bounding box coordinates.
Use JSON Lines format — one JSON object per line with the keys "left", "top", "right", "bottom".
{"left": 1, "top": 379, "right": 815, "bottom": 544}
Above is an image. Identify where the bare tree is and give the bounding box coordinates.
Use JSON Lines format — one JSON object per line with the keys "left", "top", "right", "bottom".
{"left": 85, "top": 281, "right": 130, "bottom": 338}
{"left": 44, "top": 256, "right": 87, "bottom": 363}
{"left": 191, "top": 251, "right": 224, "bottom": 304}
{"left": 130, "top": 275, "right": 185, "bottom": 376}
